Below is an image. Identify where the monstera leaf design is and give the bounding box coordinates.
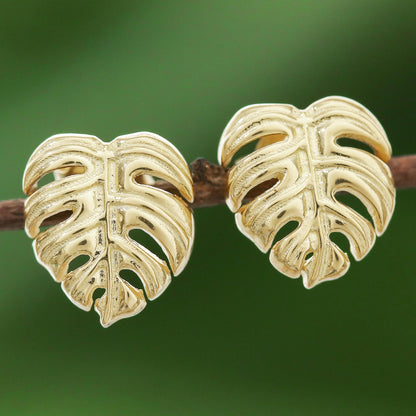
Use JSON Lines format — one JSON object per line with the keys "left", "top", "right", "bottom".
{"left": 218, "top": 96, "right": 395, "bottom": 288}
{"left": 24, "top": 132, "right": 194, "bottom": 326}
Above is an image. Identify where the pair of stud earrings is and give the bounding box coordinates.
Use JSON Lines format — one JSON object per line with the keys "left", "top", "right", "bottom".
{"left": 23, "top": 96, "right": 395, "bottom": 327}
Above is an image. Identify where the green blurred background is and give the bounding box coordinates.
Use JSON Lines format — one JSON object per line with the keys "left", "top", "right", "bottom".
{"left": 0, "top": 1, "right": 415, "bottom": 415}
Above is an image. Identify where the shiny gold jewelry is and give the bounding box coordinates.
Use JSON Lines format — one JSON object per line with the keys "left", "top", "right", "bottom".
{"left": 23, "top": 132, "right": 194, "bottom": 327}
{"left": 218, "top": 96, "right": 395, "bottom": 288}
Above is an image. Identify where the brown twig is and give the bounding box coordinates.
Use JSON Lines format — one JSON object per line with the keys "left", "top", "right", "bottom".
{"left": 1, "top": 155, "right": 416, "bottom": 231}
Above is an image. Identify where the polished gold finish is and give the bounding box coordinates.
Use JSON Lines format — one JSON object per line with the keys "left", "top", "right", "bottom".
{"left": 219, "top": 96, "right": 395, "bottom": 288}
{"left": 24, "top": 132, "right": 194, "bottom": 327}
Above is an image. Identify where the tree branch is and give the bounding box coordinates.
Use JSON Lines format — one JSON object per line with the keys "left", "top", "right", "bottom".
{"left": 1, "top": 155, "right": 416, "bottom": 231}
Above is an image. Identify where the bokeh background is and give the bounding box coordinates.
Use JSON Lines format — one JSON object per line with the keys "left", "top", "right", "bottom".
{"left": 0, "top": 1, "right": 415, "bottom": 415}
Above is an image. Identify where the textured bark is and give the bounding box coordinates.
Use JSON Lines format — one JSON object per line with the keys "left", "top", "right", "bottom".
{"left": 1, "top": 155, "right": 415, "bottom": 231}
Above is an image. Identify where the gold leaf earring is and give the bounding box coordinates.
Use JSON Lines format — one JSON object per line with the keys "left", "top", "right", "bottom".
{"left": 218, "top": 96, "right": 395, "bottom": 288}
{"left": 23, "top": 132, "right": 194, "bottom": 327}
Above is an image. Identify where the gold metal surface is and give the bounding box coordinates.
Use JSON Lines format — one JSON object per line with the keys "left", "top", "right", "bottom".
{"left": 218, "top": 96, "right": 395, "bottom": 288}
{"left": 24, "top": 132, "right": 194, "bottom": 327}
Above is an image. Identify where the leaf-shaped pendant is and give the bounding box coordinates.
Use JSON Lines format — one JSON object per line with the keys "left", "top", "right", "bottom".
{"left": 24, "top": 132, "right": 194, "bottom": 327}
{"left": 218, "top": 96, "right": 395, "bottom": 288}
